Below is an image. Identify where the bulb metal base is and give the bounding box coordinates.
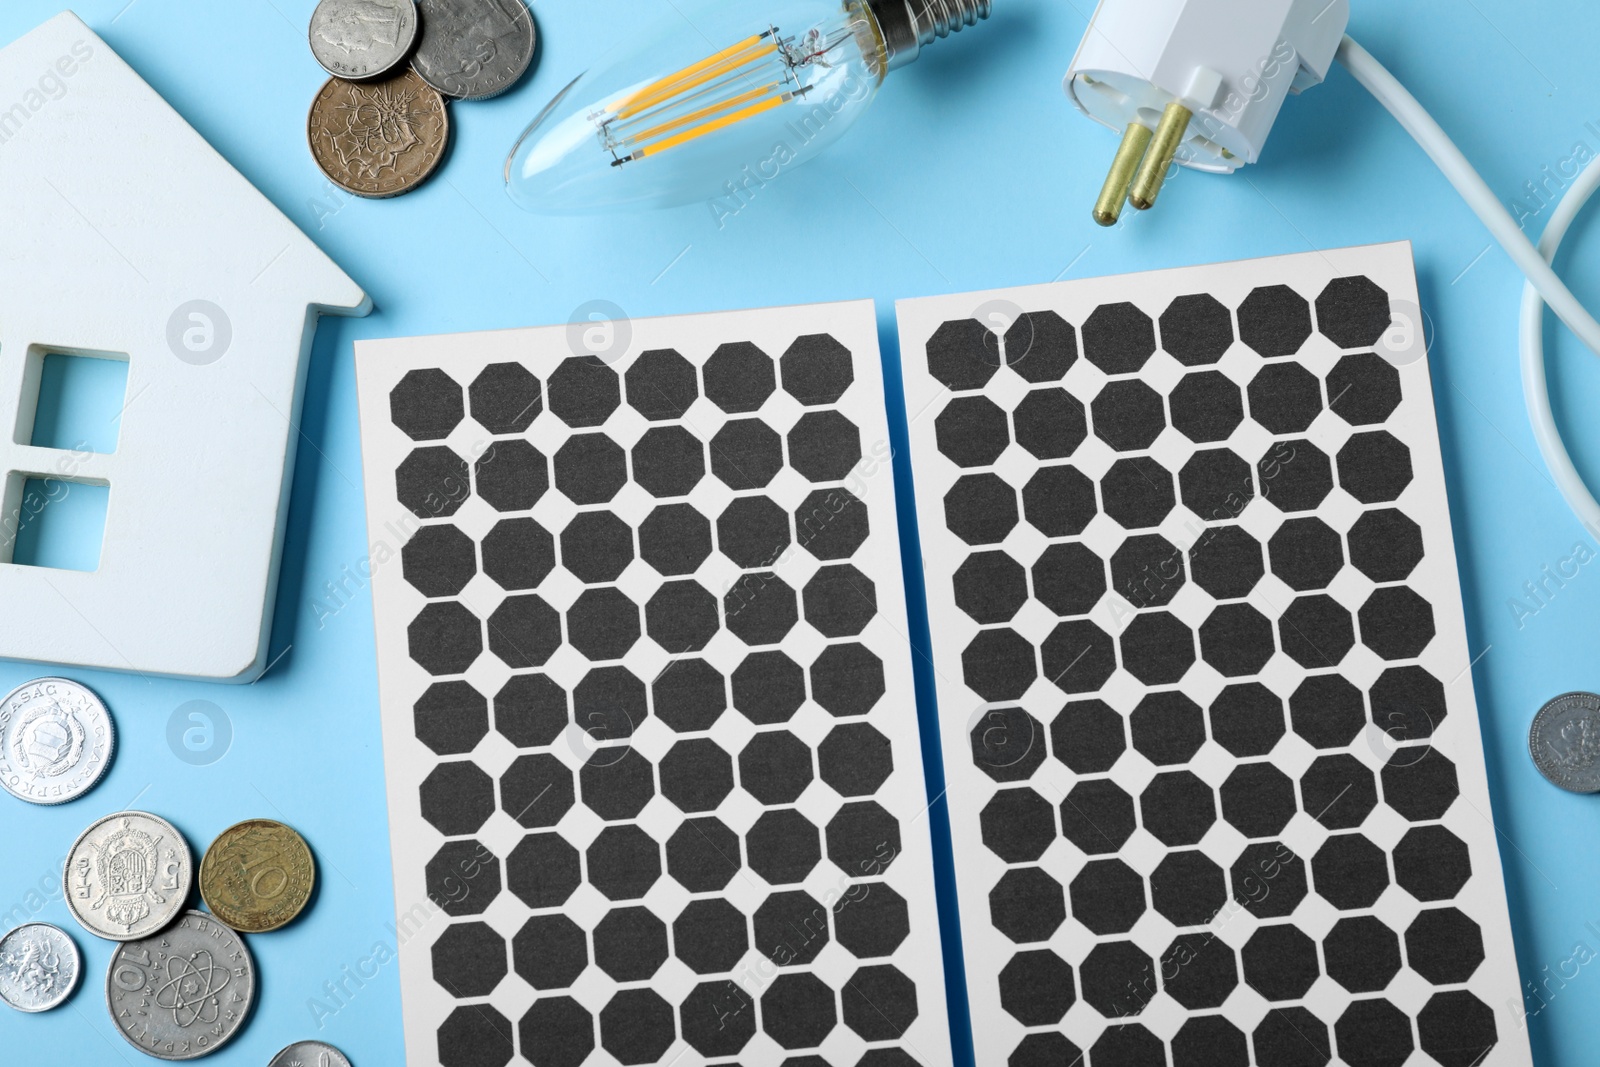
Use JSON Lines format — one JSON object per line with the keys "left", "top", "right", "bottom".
{"left": 870, "top": 0, "right": 994, "bottom": 71}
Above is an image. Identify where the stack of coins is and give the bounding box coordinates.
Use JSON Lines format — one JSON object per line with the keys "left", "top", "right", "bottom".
{"left": 65, "top": 812, "right": 324, "bottom": 1058}
{"left": 61, "top": 815, "right": 332, "bottom": 1058}
{"left": 306, "top": 0, "right": 538, "bottom": 199}
{"left": 55, "top": 811, "right": 307, "bottom": 1058}
{"left": 0, "top": 679, "right": 350, "bottom": 1060}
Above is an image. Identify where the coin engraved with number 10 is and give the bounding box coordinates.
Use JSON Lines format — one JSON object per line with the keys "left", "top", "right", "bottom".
{"left": 106, "top": 910, "right": 255, "bottom": 1060}
{"left": 308, "top": 68, "right": 449, "bottom": 199}
{"left": 200, "top": 819, "right": 316, "bottom": 933}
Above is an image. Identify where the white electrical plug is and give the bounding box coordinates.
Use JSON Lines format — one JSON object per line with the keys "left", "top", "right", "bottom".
{"left": 1064, "top": 1, "right": 1600, "bottom": 545}
{"left": 1067, "top": 0, "right": 1349, "bottom": 224}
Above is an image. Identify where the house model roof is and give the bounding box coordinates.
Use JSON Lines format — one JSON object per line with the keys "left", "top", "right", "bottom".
{"left": 0, "top": 12, "right": 370, "bottom": 681}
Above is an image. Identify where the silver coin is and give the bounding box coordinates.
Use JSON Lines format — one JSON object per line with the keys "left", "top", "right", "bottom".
{"left": 309, "top": 0, "right": 420, "bottom": 80}
{"left": 105, "top": 910, "right": 254, "bottom": 1060}
{"left": 1530, "top": 691, "right": 1600, "bottom": 793}
{"left": 0, "top": 922, "right": 80, "bottom": 1012}
{"left": 65, "top": 811, "right": 193, "bottom": 942}
{"left": 0, "top": 677, "right": 115, "bottom": 805}
{"left": 412, "top": 0, "right": 536, "bottom": 100}
{"left": 269, "top": 1040, "right": 354, "bottom": 1067}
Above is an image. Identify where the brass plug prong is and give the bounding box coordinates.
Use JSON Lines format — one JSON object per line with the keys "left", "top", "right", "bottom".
{"left": 1093, "top": 121, "right": 1154, "bottom": 227}
{"left": 1128, "top": 100, "right": 1193, "bottom": 211}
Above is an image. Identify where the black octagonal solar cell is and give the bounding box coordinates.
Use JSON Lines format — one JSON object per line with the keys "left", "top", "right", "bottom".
{"left": 1161, "top": 293, "right": 1234, "bottom": 366}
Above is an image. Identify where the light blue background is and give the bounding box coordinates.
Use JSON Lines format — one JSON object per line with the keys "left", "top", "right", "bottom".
{"left": 2, "top": 0, "right": 1598, "bottom": 1063}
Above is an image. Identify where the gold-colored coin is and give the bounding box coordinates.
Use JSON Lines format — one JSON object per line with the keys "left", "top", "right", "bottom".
{"left": 199, "top": 819, "right": 316, "bottom": 933}
{"left": 307, "top": 67, "right": 449, "bottom": 199}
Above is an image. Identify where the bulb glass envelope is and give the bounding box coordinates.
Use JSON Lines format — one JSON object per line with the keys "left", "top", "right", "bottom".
{"left": 507, "top": 0, "right": 887, "bottom": 212}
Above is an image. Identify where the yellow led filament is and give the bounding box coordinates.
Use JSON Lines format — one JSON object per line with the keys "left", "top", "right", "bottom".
{"left": 599, "top": 30, "right": 811, "bottom": 164}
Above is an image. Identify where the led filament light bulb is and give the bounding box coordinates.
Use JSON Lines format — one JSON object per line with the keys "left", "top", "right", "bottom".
{"left": 506, "top": 0, "right": 993, "bottom": 213}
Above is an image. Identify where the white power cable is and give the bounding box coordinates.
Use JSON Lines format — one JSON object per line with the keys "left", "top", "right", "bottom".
{"left": 1519, "top": 154, "right": 1600, "bottom": 534}
{"left": 1336, "top": 35, "right": 1600, "bottom": 531}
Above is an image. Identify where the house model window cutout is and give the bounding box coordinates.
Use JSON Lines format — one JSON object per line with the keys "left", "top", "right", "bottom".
{"left": 0, "top": 13, "right": 370, "bottom": 681}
